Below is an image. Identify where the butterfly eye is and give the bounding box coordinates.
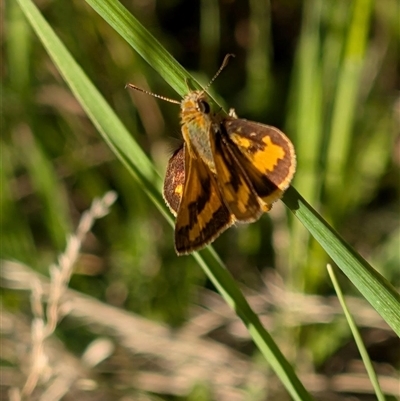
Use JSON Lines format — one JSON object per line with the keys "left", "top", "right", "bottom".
{"left": 198, "top": 100, "right": 211, "bottom": 114}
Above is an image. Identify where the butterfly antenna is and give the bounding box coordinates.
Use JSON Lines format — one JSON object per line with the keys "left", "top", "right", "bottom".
{"left": 125, "top": 83, "right": 181, "bottom": 105}
{"left": 202, "top": 54, "right": 235, "bottom": 93}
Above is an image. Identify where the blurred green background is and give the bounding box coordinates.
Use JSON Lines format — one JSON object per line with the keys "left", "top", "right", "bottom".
{"left": 2, "top": 0, "right": 399, "bottom": 400}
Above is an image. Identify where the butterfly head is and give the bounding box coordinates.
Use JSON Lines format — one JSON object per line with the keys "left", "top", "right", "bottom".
{"left": 180, "top": 54, "right": 234, "bottom": 124}
{"left": 180, "top": 90, "right": 212, "bottom": 124}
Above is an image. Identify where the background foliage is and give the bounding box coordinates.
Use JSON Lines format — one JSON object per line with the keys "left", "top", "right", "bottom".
{"left": 2, "top": 0, "right": 399, "bottom": 400}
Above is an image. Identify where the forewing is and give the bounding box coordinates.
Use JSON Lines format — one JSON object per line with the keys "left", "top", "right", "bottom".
{"left": 210, "top": 127, "right": 263, "bottom": 222}
{"left": 222, "top": 117, "right": 296, "bottom": 205}
{"left": 174, "top": 148, "right": 233, "bottom": 255}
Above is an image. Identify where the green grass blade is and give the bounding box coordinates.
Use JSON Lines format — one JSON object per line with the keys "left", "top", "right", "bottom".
{"left": 284, "top": 186, "right": 400, "bottom": 336}
{"left": 242, "top": 0, "right": 272, "bottom": 115}
{"left": 326, "top": 0, "right": 374, "bottom": 212}
{"left": 292, "top": 0, "right": 323, "bottom": 204}
{"left": 197, "top": 249, "right": 314, "bottom": 401}
{"left": 15, "top": 130, "right": 71, "bottom": 251}
{"left": 16, "top": 0, "right": 314, "bottom": 399}
{"left": 15, "top": 2, "right": 170, "bottom": 227}
{"left": 85, "top": 0, "right": 194, "bottom": 97}
{"left": 287, "top": 0, "right": 324, "bottom": 291}
{"left": 85, "top": 0, "right": 225, "bottom": 108}
{"left": 327, "top": 264, "right": 386, "bottom": 401}
{"left": 0, "top": 142, "right": 37, "bottom": 263}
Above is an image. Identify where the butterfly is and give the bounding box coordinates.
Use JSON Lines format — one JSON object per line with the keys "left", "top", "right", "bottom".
{"left": 127, "top": 55, "right": 296, "bottom": 255}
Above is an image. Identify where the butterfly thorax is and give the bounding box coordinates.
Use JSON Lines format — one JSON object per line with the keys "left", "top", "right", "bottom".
{"left": 180, "top": 91, "right": 220, "bottom": 173}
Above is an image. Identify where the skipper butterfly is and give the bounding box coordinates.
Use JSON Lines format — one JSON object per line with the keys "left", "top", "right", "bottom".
{"left": 127, "top": 55, "right": 296, "bottom": 255}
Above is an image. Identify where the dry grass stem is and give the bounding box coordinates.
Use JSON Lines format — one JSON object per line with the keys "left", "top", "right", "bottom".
{"left": 16, "top": 191, "right": 117, "bottom": 400}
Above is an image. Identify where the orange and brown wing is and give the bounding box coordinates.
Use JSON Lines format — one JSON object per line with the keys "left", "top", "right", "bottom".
{"left": 221, "top": 117, "right": 296, "bottom": 206}
{"left": 174, "top": 147, "right": 233, "bottom": 255}
{"left": 210, "top": 126, "right": 263, "bottom": 222}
